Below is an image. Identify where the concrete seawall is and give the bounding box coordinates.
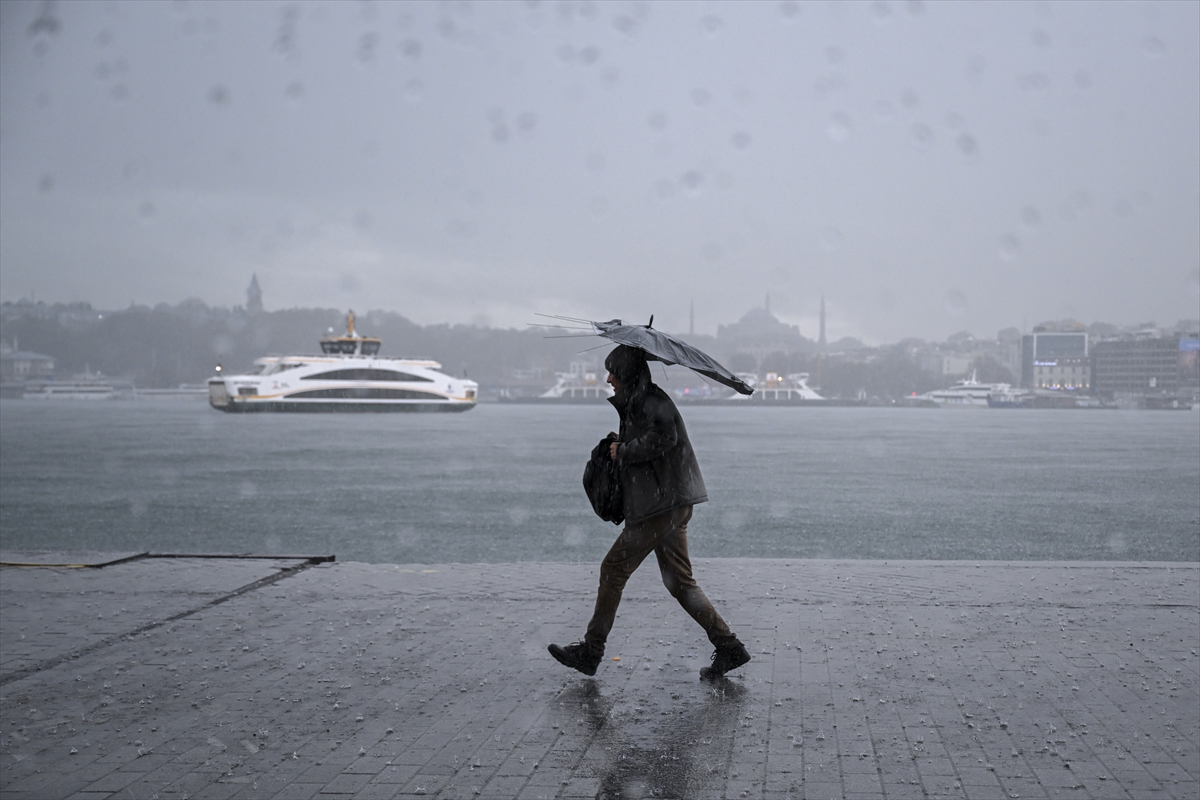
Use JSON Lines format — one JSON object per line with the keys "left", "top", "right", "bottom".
{"left": 1, "top": 553, "right": 1196, "bottom": 799}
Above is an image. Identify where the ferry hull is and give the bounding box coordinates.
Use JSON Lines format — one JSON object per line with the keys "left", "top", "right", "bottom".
{"left": 210, "top": 398, "right": 474, "bottom": 413}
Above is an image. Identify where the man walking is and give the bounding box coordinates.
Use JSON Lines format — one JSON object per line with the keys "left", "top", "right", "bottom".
{"left": 549, "top": 345, "right": 750, "bottom": 681}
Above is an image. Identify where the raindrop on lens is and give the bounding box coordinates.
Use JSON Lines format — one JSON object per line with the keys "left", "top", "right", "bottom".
{"left": 731, "top": 131, "right": 751, "bottom": 149}
{"left": 944, "top": 290, "right": 968, "bottom": 317}
{"left": 966, "top": 55, "right": 986, "bottom": 84}
{"left": 999, "top": 233, "right": 1022, "bottom": 261}
{"left": 821, "top": 227, "right": 844, "bottom": 251}
{"left": 826, "top": 112, "right": 852, "bottom": 143}
{"left": 691, "top": 88, "right": 711, "bottom": 106}
{"left": 956, "top": 133, "right": 979, "bottom": 159}
{"left": 1142, "top": 36, "right": 1164, "bottom": 59}
{"left": 1020, "top": 206, "right": 1041, "bottom": 227}
{"left": 1018, "top": 72, "right": 1050, "bottom": 93}
{"left": 909, "top": 123, "right": 934, "bottom": 150}
{"left": 700, "top": 15, "right": 722, "bottom": 36}
{"left": 778, "top": 1, "right": 800, "bottom": 21}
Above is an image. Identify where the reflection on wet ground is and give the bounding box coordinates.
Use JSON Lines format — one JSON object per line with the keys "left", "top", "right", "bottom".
{"left": 554, "top": 678, "right": 747, "bottom": 799}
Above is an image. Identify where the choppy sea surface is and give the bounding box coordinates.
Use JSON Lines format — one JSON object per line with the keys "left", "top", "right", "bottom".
{"left": 1, "top": 400, "right": 1197, "bottom": 564}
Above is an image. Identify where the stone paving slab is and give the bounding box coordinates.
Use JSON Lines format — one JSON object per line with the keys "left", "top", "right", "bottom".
{"left": 1, "top": 557, "right": 1196, "bottom": 800}
{"left": 0, "top": 555, "right": 316, "bottom": 680}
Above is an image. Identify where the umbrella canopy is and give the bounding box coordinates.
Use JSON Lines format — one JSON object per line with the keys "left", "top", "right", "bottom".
{"left": 590, "top": 318, "right": 754, "bottom": 396}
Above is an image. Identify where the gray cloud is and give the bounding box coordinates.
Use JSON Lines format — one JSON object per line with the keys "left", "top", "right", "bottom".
{"left": 1, "top": 0, "right": 1197, "bottom": 342}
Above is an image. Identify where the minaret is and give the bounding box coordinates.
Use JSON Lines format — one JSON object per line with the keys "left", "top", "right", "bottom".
{"left": 247, "top": 274, "right": 263, "bottom": 314}
{"left": 765, "top": 292, "right": 771, "bottom": 317}
{"left": 818, "top": 296, "right": 827, "bottom": 351}
{"left": 689, "top": 300, "right": 695, "bottom": 337}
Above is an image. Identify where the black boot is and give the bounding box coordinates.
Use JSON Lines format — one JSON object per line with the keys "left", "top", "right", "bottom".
{"left": 548, "top": 642, "right": 602, "bottom": 676}
{"left": 700, "top": 639, "right": 750, "bottom": 680}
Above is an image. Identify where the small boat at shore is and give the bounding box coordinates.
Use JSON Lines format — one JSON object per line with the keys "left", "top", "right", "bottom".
{"left": 207, "top": 312, "right": 477, "bottom": 413}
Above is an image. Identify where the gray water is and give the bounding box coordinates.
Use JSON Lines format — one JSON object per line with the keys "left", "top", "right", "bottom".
{"left": 1, "top": 400, "right": 1197, "bottom": 564}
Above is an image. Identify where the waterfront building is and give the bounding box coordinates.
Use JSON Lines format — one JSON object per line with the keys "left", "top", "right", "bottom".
{"left": 0, "top": 342, "right": 54, "bottom": 382}
{"left": 1021, "top": 328, "right": 1090, "bottom": 390}
{"left": 1091, "top": 333, "right": 1197, "bottom": 398}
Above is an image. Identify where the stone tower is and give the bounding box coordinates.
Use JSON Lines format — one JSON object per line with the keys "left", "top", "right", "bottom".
{"left": 247, "top": 274, "right": 263, "bottom": 314}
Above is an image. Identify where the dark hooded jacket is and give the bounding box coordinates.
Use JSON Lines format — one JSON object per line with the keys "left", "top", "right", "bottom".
{"left": 606, "top": 347, "right": 708, "bottom": 525}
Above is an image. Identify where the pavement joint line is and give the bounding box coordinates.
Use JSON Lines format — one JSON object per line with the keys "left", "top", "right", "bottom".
{"left": 0, "top": 555, "right": 331, "bottom": 687}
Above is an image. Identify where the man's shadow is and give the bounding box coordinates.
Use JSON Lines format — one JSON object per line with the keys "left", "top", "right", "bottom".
{"left": 554, "top": 678, "right": 747, "bottom": 799}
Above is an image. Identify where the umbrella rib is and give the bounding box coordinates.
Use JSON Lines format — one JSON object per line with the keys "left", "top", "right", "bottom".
{"left": 533, "top": 313, "right": 594, "bottom": 324}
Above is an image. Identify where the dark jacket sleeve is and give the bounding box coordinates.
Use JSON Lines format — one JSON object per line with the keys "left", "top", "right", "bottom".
{"left": 616, "top": 394, "right": 677, "bottom": 464}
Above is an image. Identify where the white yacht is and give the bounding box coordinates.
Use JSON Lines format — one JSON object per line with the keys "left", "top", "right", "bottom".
{"left": 207, "top": 313, "right": 477, "bottom": 413}
{"left": 916, "top": 371, "right": 1011, "bottom": 408}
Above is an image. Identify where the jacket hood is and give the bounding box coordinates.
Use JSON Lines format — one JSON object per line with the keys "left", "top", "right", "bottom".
{"left": 605, "top": 345, "right": 650, "bottom": 385}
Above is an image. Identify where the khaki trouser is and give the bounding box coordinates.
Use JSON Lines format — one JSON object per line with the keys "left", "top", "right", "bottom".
{"left": 583, "top": 505, "right": 736, "bottom": 655}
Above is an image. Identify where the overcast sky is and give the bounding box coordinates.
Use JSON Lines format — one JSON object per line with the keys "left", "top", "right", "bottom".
{"left": 1, "top": 0, "right": 1197, "bottom": 343}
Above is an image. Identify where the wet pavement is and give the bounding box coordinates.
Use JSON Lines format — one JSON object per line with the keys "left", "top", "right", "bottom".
{"left": 0, "top": 553, "right": 1196, "bottom": 800}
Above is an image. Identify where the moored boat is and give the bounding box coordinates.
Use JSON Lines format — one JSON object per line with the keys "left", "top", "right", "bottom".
{"left": 24, "top": 372, "right": 118, "bottom": 400}
{"left": 916, "top": 371, "right": 1011, "bottom": 408}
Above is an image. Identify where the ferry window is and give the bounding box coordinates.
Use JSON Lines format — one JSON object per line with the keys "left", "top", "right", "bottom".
{"left": 361, "top": 342, "right": 381, "bottom": 356}
{"left": 302, "top": 368, "right": 432, "bottom": 382}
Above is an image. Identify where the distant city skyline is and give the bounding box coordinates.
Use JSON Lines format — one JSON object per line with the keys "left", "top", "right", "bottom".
{"left": 4, "top": 285, "right": 1195, "bottom": 347}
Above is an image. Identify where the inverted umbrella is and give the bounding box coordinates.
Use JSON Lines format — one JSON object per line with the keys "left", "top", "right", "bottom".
{"left": 584, "top": 316, "right": 755, "bottom": 396}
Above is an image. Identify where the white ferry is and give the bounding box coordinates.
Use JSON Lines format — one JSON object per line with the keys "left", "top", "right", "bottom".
{"left": 916, "top": 371, "right": 1011, "bottom": 408}
{"left": 729, "top": 372, "right": 824, "bottom": 402}
{"left": 207, "top": 313, "right": 477, "bottom": 413}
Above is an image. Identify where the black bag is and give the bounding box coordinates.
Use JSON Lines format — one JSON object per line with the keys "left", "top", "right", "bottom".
{"left": 583, "top": 434, "right": 624, "bottom": 525}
